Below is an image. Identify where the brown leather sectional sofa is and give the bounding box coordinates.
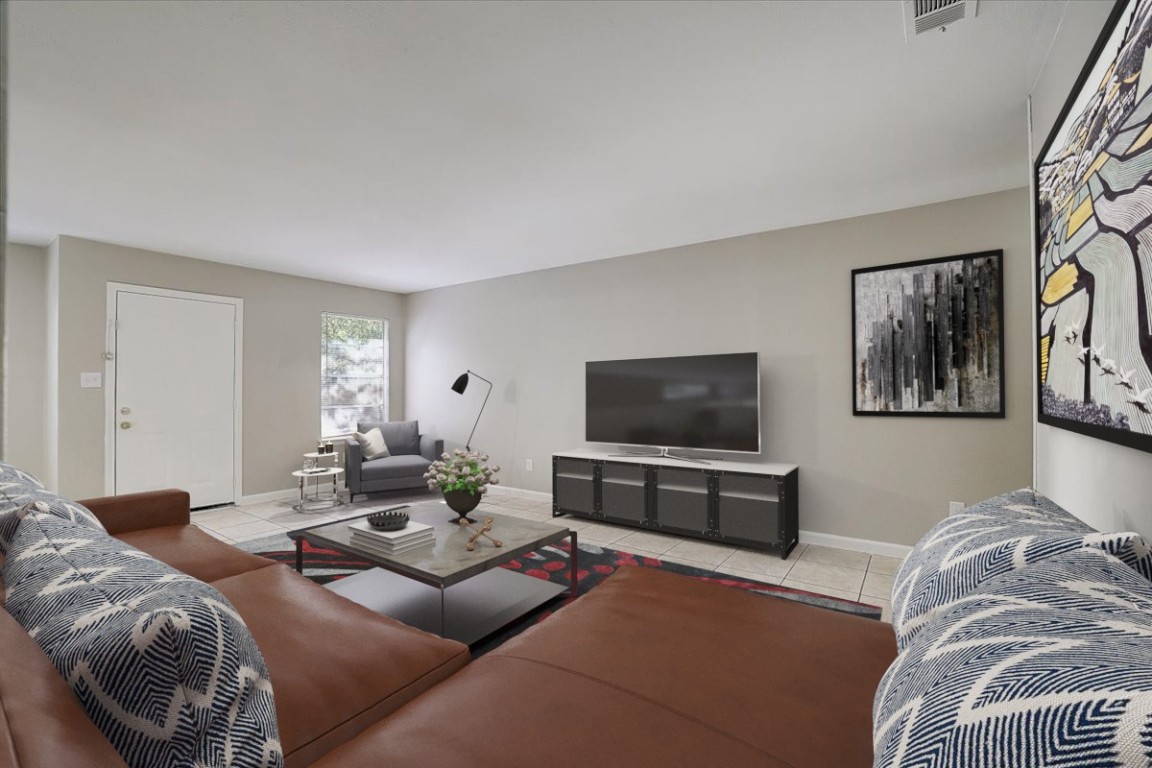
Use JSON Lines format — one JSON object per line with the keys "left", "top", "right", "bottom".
{"left": 0, "top": 489, "right": 897, "bottom": 767}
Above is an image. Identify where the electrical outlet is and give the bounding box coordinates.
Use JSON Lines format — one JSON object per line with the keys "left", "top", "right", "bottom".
{"left": 948, "top": 501, "right": 965, "bottom": 515}
{"left": 525, "top": 459, "right": 533, "bottom": 471}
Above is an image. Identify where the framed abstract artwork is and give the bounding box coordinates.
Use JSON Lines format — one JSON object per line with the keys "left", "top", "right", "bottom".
{"left": 1035, "top": 0, "right": 1152, "bottom": 453}
{"left": 852, "top": 251, "right": 1004, "bottom": 417}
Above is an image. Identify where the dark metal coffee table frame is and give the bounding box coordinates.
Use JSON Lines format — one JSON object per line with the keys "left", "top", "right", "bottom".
{"left": 288, "top": 503, "right": 578, "bottom": 643}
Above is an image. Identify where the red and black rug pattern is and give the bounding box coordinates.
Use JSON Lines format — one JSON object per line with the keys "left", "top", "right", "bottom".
{"left": 519, "top": 541, "right": 882, "bottom": 616}
{"left": 262, "top": 539, "right": 882, "bottom": 638}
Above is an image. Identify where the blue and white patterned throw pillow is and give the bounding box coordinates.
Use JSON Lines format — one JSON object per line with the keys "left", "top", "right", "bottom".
{"left": 891, "top": 504, "right": 1152, "bottom": 649}
{"left": 0, "top": 460, "right": 104, "bottom": 554}
{"left": 958, "top": 487, "right": 1095, "bottom": 531}
{"left": 875, "top": 548, "right": 1152, "bottom": 768}
{"left": 2, "top": 506, "right": 282, "bottom": 768}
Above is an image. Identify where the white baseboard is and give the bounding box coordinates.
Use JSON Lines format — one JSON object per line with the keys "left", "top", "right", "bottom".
{"left": 238, "top": 488, "right": 297, "bottom": 505}
{"left": 487, "top": 485, "right": 553, "bottom": 503}
{"left": 799, "top": 529, "right": 911, "bottom": 559}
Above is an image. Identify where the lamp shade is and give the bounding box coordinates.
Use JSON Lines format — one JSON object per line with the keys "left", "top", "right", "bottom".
{"left": 451, "top": 372, "right": 470, "bottom": 394}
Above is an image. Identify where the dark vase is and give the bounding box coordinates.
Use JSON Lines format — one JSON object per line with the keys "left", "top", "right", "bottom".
{"left": 443, "top": 489, "right": 481, "bottom": 522}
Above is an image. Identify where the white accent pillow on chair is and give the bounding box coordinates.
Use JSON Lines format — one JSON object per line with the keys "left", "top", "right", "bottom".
{"left": 354, "top": 427, "right": 391, "bottom": 461}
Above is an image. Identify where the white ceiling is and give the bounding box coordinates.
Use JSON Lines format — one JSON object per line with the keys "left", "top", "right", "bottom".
{"left": 9, "top": 0, "right": 1061, "bottom": 294}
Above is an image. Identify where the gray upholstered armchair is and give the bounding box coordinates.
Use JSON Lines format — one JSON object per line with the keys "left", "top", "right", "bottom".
{"left": 344, "top": 420, "right": 443, "bottom": 502}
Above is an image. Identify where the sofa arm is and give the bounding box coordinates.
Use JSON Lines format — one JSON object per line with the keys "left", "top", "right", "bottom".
{"left": 420, "top": 435, "right": 444, "bottom": 462}
{"left": 344, "top": 437, "right": 363, "bottom": 495}
{"left": 76, "top": 489, "right": 191, "bottom": 535}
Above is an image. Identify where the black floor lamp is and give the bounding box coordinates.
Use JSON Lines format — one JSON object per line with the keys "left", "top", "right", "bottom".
{"left": 451, "top": 370, "right": 493, "bottom": 450}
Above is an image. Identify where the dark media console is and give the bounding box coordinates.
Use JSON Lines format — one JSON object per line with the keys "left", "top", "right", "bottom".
{"left": 552, "top": 450, "right": 799, "bottom": 559}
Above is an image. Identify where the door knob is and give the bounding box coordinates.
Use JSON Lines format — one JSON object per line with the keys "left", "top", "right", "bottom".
{"left": 120, "top": 421, "right": 132, "bottom": 430}
{"left": 120, "top": 407, "right": 131, "bottom": 415}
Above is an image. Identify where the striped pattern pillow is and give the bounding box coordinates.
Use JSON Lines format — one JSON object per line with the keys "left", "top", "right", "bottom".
{"left": 957, "top": 488, "right": 1095, "bottom": 530}
{"left": 891, "top": 506, "right": 1152, "bottom": 649}
{"left": 875, "top": 547, "right": 1152, "bottom": 768}
{"left": 0, "top": 460, "right": 104, "bottom": 554}
{"left": 2, "top": 505, "right": 282, "bottom": 768}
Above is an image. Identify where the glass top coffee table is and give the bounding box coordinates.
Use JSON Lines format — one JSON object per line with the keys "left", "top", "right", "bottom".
{"left": 288, "top": 501, "right": 577, "bottom": 645}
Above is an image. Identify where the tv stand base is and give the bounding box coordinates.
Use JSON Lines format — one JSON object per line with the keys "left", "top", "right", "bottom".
{"left": 607, "top": 448, "right": 711, "bottom": 465}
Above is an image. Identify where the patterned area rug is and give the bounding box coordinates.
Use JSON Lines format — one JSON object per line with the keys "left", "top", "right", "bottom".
{"left": 243, "top": 535, "right": 882, "bottom": 652}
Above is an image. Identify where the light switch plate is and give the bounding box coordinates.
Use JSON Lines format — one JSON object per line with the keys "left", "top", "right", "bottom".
{"left": 80, "top": 372, "right": 103, "bottom": 388}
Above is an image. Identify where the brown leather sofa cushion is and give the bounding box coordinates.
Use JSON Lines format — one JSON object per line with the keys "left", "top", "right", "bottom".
{"left": 0, "top": 610, "right": 129, "bottom": 768}
{"left": 488, "top": 566, "right": 897, "bottom": 768}
{"left": 310, "top": 654, "right": 795, "bottom": 768}
{"left": 114, "top": 525, "right": 276, "bottom": 583}
{"left": 212, "top": 564, "right": 470, "bottom": 768}
{"left": 309, "top": 566, "right": 896, "bottom": 768}
{"left": 77, "top": 490, "right": 191, "bottom": 535}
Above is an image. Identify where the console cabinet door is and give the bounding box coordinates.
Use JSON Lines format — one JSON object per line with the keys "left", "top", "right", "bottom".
{"left": 655, "top": 467, "right": 709, "bottom": 533}
{"left": 716, "top": 473, "right": 780, "bottom": 546}
{"left": 600, "top": 462, "right": 646, "bottom": 524}
{"left": 553, "top": 457, "right": 595, "bottom": 516}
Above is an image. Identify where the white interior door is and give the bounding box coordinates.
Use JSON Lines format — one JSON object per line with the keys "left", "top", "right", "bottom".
{"left": 112, "top": 289, "right": 239, "bottom": 508}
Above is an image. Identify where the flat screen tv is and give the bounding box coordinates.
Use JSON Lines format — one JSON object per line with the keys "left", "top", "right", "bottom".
{"left": 585, "top": 352, "right": 760, "bottom": 453}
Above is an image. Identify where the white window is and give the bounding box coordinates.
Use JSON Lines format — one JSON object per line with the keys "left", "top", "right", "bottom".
{"left": 320, "top": 313, "right": 388, "bottom": 438}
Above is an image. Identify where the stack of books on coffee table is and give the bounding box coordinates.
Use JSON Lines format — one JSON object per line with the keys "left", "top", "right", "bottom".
{"left": 348, "top": 519, "right": 435, "bottom": 555}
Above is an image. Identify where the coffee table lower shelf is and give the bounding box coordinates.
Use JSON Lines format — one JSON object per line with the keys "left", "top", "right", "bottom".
{"left": 325, "top": 567, "right": 567, "bottom": 645}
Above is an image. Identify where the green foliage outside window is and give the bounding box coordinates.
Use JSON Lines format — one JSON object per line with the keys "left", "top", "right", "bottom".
{"left": 321, "top": 313, "right": 388, "bottom": 437}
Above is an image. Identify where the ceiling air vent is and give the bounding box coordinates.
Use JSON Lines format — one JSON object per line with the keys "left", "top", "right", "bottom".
{"left": 903, "top": 0, "right": 978, "bottom": 39}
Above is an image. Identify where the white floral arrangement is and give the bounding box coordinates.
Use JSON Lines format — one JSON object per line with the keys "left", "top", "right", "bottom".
{"left": 424, "top": 449, "right": 501, "bottom": 495}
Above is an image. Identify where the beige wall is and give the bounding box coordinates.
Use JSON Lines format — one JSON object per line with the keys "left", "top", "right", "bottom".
{"left": 45, "top": 239, "right": 59, "bottom": 489}
{"left": 3, "top": 243, "right": 47, "bottom": 479}
{"left": 1031, "top": 1, "right": 1152, "bottom": 540}
{"left": 51, "top": 236, "right": 407, "bottom": 499}
{"left": 407, "top": 188, "right": 1033, "bottom": 547}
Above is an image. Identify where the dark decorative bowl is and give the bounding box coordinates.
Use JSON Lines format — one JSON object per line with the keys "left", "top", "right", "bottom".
{"left": 367, "top": 511, "right": 409, "bottom": 531}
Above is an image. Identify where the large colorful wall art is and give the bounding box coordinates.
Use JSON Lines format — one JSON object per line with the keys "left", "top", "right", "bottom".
{"left": 1037, "top": 0, "right": 1152, "bottom": 453}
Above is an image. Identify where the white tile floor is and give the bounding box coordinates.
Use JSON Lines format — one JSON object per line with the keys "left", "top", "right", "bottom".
{"left": 194, "top": 489, "right": 898, "bottom": 622}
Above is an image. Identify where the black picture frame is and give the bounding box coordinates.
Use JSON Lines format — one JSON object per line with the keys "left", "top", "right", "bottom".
{"left": 852, "top": 251, "right": 1005, "bottom": 417}
{"left": 1034, "top": 0, "right": 1152, "bottom": 454}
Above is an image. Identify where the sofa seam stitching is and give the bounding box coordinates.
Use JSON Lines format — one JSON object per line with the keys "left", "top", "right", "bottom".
{"left": 285, "top": 648, "right": 470, "bottom": 757}
{"left": 485, "top": 654, "right": 797, "bottom": 766}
